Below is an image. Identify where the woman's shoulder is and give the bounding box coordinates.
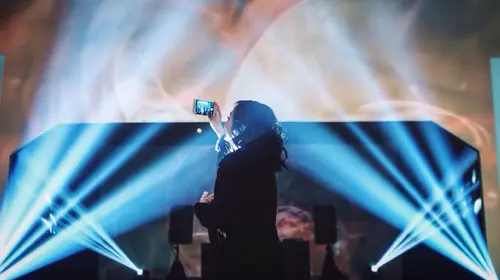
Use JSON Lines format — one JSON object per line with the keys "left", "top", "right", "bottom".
{"left": 218, "top": 147, "right": 247, "bottom": 168}
{"left": 219, "top": 147, "right": 276, "bottom": 175}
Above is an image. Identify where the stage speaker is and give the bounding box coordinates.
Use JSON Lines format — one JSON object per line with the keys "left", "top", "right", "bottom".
{"left": 201, "top": 243, "right": 217, "bottom": 280}
{"left": 168, "top": 205, "right": 194, "bottom": 245}
{"left": 282, "top": 239, "right": 310, "bottom": 280}
{"left": 402, "top": 243, "right": 479, "bottom": 280}
{"left": 313, "top": 205, "right": 337, "bottom": 244}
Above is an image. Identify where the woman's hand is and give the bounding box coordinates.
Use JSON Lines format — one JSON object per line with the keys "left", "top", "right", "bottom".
{"left": 209, "top": 102, "right": 225, "bottom": 138}
{"left": 199, "top": 191, "right": 214, "bottom": 204}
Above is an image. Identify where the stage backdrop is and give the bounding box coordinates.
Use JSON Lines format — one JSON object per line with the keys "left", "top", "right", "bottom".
{"left": 0, "top": 0, "right": 499, "bottom": 277}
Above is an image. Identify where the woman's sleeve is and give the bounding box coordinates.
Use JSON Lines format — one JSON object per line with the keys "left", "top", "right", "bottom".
{"left": 194, "top": 160, "right": 235, "bottom": 229}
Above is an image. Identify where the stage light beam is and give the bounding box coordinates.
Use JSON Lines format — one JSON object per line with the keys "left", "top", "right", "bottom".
{"left": 0, "top": 133, "right": 213, "bottom": 279}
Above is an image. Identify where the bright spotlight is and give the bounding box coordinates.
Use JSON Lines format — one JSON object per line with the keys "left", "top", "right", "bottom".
{"left": 135, "top": 269, "right": 150, "bottom": 280}
{"left": 196, "top": 128, "right": 202, "bottom": 133}
{"left": 362, "top": 265, "right": 383, "bottom": 280}
{"left": 473, "top": 198, "right": 482, "bottom": 215}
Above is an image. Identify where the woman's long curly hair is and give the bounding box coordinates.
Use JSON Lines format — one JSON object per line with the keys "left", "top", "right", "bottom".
{"left": 229, "top": 100, "right": 287, "bottom": 171}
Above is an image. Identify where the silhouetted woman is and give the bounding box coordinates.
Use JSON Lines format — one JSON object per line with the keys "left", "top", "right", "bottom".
{"left": 194, "top": 100, "right": 286, "bottom": 280}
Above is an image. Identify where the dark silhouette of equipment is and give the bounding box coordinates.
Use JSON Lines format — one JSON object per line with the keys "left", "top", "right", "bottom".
{"left": 166, "top": 206, "right": 192, "bottom": 280}
{"left": 282, "top": 239, "right": 310, "bottom": 280}
{"left": 313, "top": 205, "right": 345, "bottom": 280}
{"left": 168, "top": 206, "right": 194, "bottom": 245}
{"left": 165, "top": 245, "right": 187, "bottom": 280}
{"left": 320, "top": 244, "right": 346, "bottom": 280}
{"left": 313, "top": 205, "right": 337, "bottom": 244}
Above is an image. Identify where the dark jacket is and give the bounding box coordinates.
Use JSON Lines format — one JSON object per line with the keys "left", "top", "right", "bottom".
{"left": 194, "top": 136, "right": 284, "bottom": 280}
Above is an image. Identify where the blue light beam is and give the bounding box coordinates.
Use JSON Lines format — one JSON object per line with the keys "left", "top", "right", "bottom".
{"left": 376, "top": 151, "right": 481, "bottom": 264}
{"left": 0, "top": 127, "right": 70, "bottom": 249}
{"left": 0, "top": 124, "right": 160, "bottom": 271}
{"left": 1, "top": 131, "right": 213, "bottom": 279}
{"left": 1, "top": 125, "right": 116, "bottom": 265}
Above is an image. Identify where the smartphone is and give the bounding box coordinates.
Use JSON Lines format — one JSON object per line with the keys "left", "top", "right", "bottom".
{"left": 193, "top": 99, "right": 215, "bottom": 116}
